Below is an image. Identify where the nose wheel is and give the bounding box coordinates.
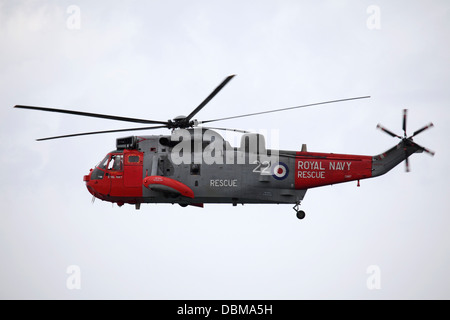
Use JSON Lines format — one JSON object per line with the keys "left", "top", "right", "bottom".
{"left": 293, "top": 201, "right": 306, "bottom": 220}
{"left": 296, "top": 210, "right": 306, "bottom": 220}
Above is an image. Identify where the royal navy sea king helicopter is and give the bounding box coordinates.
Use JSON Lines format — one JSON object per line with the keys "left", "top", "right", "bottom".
{"left": 14, "top": 75, "right": 435, "bottom": 219}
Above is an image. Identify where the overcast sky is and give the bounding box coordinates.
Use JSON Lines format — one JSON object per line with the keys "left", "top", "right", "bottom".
{"left": 1, "top": 0, "right": 449, "bottom": 299}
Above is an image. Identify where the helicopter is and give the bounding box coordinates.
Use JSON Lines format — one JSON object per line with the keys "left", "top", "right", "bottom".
{"left": 14, "top": 75, "right": 435, "bottom": 219}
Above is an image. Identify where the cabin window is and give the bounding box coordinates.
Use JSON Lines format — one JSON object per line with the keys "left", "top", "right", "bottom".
{"left": 128, "top": 155, "right": 140, "bottom": 163}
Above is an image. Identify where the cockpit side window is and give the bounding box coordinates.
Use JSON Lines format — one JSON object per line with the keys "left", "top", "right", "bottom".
{"left": 107, "top": 154, "right": 123, "bottom": 171}
{"left": 91, "top": 168, "right": 104, "bottom": 180}
{"left": 96, "top": 154, "right": 123, "bottom": 171}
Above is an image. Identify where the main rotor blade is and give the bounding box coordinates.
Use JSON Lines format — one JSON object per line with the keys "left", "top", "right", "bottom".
{"left": 402, "top": 109, "right": 408, "bottom": 137}
{"left": 202, "top": 96, "right": 371, "bottom": 124}
{"left": 185, "top": 75, "right": 236, "bottom": 121}
{"left": 201, "top": 126, "right": 250, "bottom": 134}
{"left": 36, "top": 125, "right": 167, "bottom": 141}
{"left": 411, "top": 123, "right": 434, "bottom": 138}
{"left": 15, "top": 105, "right": 168, "bottom": 125}
{"left": 376, "top": 124, "right": 402, "bottom": 139}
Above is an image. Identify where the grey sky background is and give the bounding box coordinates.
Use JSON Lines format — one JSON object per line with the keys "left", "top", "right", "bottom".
{"left": 0, "top": 0, "right": 449, "bottom": 299}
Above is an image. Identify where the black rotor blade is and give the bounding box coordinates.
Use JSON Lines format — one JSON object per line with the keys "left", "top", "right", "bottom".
{"left": 411, "top": 123, "right": 434, "bottom": 138}
{"left": 15, "top": 105, "right": 168, "bottom": 125}
{"left": 376, "top": 124, "right": 402, "bottom": 139}
{"left": 409, "top": 140, "right": 435, "bottom": 156}
{"left": 416, "top": 144, "right": 435, "bottom": 156}
{"left": 36, "top": 125, "right": 167, "bottom": 141}
{"left": 202, "top": 96, "right": 370, "bottom": 124}
{"left": 421, "top": 147, "right": 436, "bottom": 156}
{"left": 404, "top": 147, "right": 410, "bottom": 172}
{"left": 402, "top": 109, "right": 408, "bottom": 137}
{"left": 200, "top": 126, "right": 250, "bottom": 134}
{"left": 185, "top": 74, "right": 236, "bottom": 121}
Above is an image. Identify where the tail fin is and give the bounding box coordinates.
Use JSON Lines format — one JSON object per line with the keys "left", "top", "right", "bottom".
{"left": 372, "top": 140, "right": 425, "bottom": 177}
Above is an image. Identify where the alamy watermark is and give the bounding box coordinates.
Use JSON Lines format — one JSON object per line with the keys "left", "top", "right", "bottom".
{"left": 66, "top": 265, "right": 81, "bottom": 290}
{"left": 367, "top": 5, "right": 381, "bottom": 30}
{"left": 366, "top": 265, "right": 381, "bottom": 290}
{"left": 67, "top": 5, "right": 81, "bottom": 30}
{"left": 168, "top": 128, "right": 280, "bottom": 170}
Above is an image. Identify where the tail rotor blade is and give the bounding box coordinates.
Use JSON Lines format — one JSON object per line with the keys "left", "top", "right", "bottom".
{"left": 404, "top": 148, "right": 410, "bottom": 172}
{"left": 411, "top": 123, "right": 434, "bottom": 138}
{"left": 420, "top": 146, "right": 435, "bottom": 156}
{"left": 411, "top": 141, "right": 435, "bottom": 156}
{"left": 402, "top": 109, "right": 408, "bottom": 137}
{"left": 376, "top": 124, "right": 402, "bottom": 139}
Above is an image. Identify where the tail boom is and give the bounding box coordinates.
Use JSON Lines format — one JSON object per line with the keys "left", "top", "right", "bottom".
{"left": 294, "top": 140, "right": 423, "bottom": 189}
{"left": 371, "top": 140, "right": 423, "bottom": 177}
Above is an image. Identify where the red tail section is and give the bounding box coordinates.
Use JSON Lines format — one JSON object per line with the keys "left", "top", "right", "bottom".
{"left": 295, "top": 152, "right": 372, "bottom": 189}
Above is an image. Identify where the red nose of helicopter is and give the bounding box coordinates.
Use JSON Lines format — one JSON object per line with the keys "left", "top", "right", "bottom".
{"left": 83, "top": 167, "right": 107, "bottom": 200}
{"left": 83, "top": 169, "right": 96, "bottom": 197}
{"left": 83, "top": 170, "right": 91, "bottom": 183}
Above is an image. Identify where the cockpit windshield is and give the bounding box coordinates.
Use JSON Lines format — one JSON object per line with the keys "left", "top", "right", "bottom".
{"left": 97, "top": 155, "right": 109, "bottom": 169}
{"left": 96, "top": 153, "right": 123, "bottom": 171}
{"left": 92, "top": 153, "right": 123, "bottom": 180}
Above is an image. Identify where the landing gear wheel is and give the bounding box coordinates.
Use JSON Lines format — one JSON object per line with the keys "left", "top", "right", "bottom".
{"left": 293, "top": 201, "right": 306, "bottom": 220}
{"left": 296, "top": 210, "right": 306, "bottom": 220}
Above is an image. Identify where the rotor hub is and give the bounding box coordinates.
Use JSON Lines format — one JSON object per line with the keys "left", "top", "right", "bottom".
{"left": 167, "top": 116, "right": 194, "bottom": 129}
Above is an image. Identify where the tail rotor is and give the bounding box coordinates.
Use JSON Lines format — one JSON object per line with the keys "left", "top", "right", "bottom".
{"left": 377, "top": 109, "right": 435, "bottom": 172}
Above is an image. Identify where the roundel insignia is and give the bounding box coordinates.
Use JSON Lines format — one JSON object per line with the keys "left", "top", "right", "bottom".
{"left": 272, "top": 162, "right": 289, "bottom": 180}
